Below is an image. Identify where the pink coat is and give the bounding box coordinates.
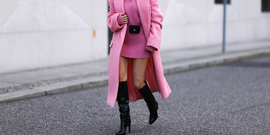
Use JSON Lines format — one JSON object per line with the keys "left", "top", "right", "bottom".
{"left": 107, "top": 0, "right": 172, "bottom": 108}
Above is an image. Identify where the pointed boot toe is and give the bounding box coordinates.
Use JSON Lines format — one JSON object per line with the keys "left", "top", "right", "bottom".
{"left": 138, "top": 82, "right": 159, "bottom": 125}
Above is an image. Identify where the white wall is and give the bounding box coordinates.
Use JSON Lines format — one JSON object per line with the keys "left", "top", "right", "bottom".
{"left": 160, "top": 0, "right": 270, "bottom": 51}
{"left": 0, "top": 0, "right": 108, "bottom": 74}
{"left": 0, "top": 0, "right": 269, "bottom": 74}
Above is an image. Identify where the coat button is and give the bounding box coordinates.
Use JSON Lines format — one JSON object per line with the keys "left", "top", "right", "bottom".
{"left": 134, "top": 29, "right": 136, "bottom": 31}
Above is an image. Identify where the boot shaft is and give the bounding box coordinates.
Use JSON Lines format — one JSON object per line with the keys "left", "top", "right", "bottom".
{"left": 137, "top": 81, "right": 159, "bottom": 125}
{"left": 116, "top": 81, "right": 131, "bottom": 135}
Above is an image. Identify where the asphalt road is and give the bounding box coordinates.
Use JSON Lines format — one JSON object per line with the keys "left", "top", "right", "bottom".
{"left": 0, "top": 56, "right": 270, "bottom": 135}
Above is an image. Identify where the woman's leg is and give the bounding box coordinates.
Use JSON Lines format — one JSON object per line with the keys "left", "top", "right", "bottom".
{"left": 132, "top": 58, "right": 149, "bottom": 89}
{"left": 116, "top": 56, "right": 131, "bottom": 135}
{"left": 119, "top": 56, "right": 129, "bottom": 82}
{"left": 133, "top": 58, "right": 159, "bottom": 125}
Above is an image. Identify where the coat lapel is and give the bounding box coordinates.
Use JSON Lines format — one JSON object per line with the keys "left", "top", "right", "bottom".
{"left": 114, "top": 0, "right": 150, "bottom": 39}
{"left": 114, "top": 0, "right": 125, "bottom": 12}
{"left": 136, "top": 0, "right": 150, "bottom": 39}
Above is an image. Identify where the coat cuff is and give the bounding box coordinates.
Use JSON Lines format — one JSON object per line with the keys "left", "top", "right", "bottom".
{"left": 146, "top": 46, "right": 157, "bottom": 52}
{"left": 117, "top": 14, "right": 124, "bottom": 25}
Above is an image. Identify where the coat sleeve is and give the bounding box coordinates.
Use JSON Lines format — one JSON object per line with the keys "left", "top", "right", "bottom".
{"left": 108, "top": 0, "right": 124, "bottom": 32}
{"left": 146, "top": 0, "right": 163, "bottom": 51}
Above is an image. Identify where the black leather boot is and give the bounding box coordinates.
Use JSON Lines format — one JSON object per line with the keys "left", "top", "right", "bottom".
{"left": 116, "top": 81, "right": 131, "bottom": 135}
{"left": 138, "top": 81, "right": 159, "bottom": 125}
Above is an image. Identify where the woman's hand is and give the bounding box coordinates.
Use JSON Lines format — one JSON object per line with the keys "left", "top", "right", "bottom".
{"left": 121, "top": 13, "right": 129, "bottom": 24}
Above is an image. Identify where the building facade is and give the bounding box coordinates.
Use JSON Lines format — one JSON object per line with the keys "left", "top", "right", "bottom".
{"left": 0, "top": 0, "right": 270, "bottom": 74}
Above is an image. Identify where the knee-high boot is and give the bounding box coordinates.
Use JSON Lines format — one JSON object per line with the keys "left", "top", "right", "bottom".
{"left": 138, "top": 81, "right": 159, "bottom": 125}
{"left": 116, "top": 81, "right": 131, "bottom": 135}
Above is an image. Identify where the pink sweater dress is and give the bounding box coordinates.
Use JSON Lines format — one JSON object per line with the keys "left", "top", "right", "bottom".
{"left": 118, "top": 0, "right": 153, "bottom": 58}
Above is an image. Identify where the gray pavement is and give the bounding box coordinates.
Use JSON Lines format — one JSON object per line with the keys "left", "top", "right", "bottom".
{"left": 0, "top": 56, "right": 270, "bottom": 134}
{"left": 0, "top": 39, "right": 270, "bottom": 103}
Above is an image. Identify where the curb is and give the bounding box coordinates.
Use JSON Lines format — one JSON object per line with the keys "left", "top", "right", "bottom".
{"left": 0, "top": 76, "right": 108, "bottom": 103}
{"left": 163, "top": 49, "right": 270, "bottom": 74}
{"left": 0, "top": 49, "right": 269, "bottom": 104}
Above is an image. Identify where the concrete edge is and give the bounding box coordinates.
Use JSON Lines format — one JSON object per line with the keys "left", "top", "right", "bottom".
{"left": 0, "top": 76, "right": 108, "bottom": 104}
{"left": 0, "top": 49, "right": 269, "bottom": 104}
{"left": 0, "top": 89, "right": 46, "bottom": 103}
{"left": 0, "top": 71, "right": 108, "bottom": 94}
{"left": 163, "top": 49, "right": 270, "bottom": 74}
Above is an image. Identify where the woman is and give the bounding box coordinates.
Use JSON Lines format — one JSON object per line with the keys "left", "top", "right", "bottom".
{"left": 107, "top": 0, "right": 172, "bottom": 134}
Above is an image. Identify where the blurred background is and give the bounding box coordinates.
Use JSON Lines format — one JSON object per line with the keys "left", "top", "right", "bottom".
{"left": 0, "top": 0, "right": 269, "bottom": 74}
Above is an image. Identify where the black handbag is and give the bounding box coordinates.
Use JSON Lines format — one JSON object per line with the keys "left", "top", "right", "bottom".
{"left": 129, "top": 25, "right": 140, "bottom": 34}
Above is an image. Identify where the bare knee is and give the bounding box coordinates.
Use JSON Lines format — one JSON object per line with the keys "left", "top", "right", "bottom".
{"left": 133, "top": 79, "right": 145, "bottom": 89}
{"left": 119, "top": 73, "right": 127, "bottom": 82}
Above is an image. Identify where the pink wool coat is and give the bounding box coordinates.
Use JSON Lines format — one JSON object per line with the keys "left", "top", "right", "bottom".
{"left": 107, "top": 0, "right": 172, "bottom": 108}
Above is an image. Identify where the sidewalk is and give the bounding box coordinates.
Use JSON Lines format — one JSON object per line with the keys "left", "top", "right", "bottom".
{"left": 0, "top": 40, "right": 270, "bottom": 103}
